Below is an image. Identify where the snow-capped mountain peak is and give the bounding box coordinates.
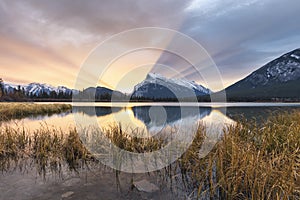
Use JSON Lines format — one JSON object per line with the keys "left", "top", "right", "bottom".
{"left": 132, "top": 73, "right": 211, "bottom": 99}
{"left": 143, "top": 73, "right": 210, "bottom": 94}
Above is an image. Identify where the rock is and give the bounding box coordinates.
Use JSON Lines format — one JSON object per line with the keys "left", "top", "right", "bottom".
{"left": 62, "top": 178, "right": 81, "bottom": 187}
{"left": 61, "top": 191, "right": 74, "bottom": 198}
{"left": 133, "top": 180, "right": 159, "bottom": 193}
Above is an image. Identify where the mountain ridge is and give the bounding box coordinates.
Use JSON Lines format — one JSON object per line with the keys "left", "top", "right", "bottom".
{"left": 131, "top": 73, "right": 211, "bottom": 100}
{"left": 225, "top": 48, "right": 300, "bottom": 101}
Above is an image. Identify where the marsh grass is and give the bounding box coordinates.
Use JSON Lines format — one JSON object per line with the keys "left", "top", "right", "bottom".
{"left": 0, "top": 125, "right": 92, "bottom": 176}
{"left": 0, "top": 110, "right": 299, "bottom": 199}
{"left": 102, "top": 125, "right": 166, "bottom": 153}
{"left": 179, "top": 111, "right": 300, "bottom": 199}
{"left": 0, "top": 103, "right": 72, "bottom": 121}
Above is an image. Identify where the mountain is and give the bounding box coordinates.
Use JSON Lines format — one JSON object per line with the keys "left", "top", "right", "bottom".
{"left": 131, "top": 73, "right": 211, "bottom": 100}
{"left": 225, "top": 48, "right": 300, "bottom": 101}
{"left": 79, "top": 86, "right": 124, "bottom": 100}
{"left": 4, "top": 82, "right": 77, "bottom": 98}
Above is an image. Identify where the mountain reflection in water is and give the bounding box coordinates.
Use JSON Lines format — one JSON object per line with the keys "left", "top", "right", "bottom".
{"left": 3, "top": 106, "right": 235, "bottom": 139}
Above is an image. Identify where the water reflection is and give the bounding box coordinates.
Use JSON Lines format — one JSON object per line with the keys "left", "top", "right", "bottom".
{"left": 70, "top": 106, "right": 232, "bottom": 173}
{"left": 6, "top": 105, "right": 298, "bottom": 134}
{"left": 4, "top": 105, "right": 299, "bottom": 136}
{"left": 133, "top": 106, "right": 212, "bottom": 126}
{"left": 2, "top": 106, "right": 235, "bottom": 145}
{"left": 73, "top": 106, "right": 122, "bottom": 117}
{"left": 72, "top": 106, "right": 234, "bottom": 138}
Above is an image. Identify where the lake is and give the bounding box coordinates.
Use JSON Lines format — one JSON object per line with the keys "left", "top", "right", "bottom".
{"left": 1, "top": 102, "right": 300, "bottom": 200}
{"left": 3, "top": 102, "right": 300, "bottom": 132}
{"left": 2, "top": 102, "right": 299, "bottom": 173}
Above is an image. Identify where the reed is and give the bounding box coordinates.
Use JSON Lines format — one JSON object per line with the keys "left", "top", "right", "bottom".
{"left": 0, "top": 110, "right": 299, "bottom": 199}
{"left": 0, "top": 125, "right": 91, "bottom": 175}
{"left": 180, "top": 111, "right": 300, "bottom": 199}
{"left": 0, "top": 103, "right": 72, "bottom": 120}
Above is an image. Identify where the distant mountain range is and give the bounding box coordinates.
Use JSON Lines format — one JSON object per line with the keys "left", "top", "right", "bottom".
{"left": 2, "top": 83, "right": 123, "bottom": 101}
{"left": 2, "top": 73, "right": 211, "bottom": 101}
{"left": 2, "top": 48, "right": 300, "bottom": 102}
{"left": 3, "top": 82, "right": 76, "bottom": 98}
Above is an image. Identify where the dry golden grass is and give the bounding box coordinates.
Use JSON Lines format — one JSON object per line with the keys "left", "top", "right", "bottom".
{"left": 102, "top": 125, "right": 166, "bottom": 153}
{"left": 0, "top": 125, "right": 91, "bottom": 175}
{"left": 0, "top": 110, "right": 299, "bottom": 199}
{"left": 180, "top": 111, "right": 300, "bottom": 199}
{"left": 0, "top": 103, "right": 71, "bottom": 120}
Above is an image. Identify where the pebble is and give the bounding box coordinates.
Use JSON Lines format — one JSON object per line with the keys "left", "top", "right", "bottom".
{"left": 133, "top": 180, "right": 159, "bottom": 193}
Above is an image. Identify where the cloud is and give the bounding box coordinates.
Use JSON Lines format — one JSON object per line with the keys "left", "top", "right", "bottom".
{"left": 0, "top": 0, "right": 191, "bottom": 46}
{"left": 0, "top": 0, "right": 299, "bottom": 90}
{"left": 153, "top": 0, "right": 300, "bottom": 88}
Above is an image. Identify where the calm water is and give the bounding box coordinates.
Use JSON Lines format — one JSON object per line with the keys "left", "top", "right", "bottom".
{"left": 3, "top": 102, "right": 300, "bottom": 132}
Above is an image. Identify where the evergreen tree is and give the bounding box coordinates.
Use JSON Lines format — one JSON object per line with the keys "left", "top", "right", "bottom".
{"left": 0, "top": 78, "right": 4, "bottom": 97}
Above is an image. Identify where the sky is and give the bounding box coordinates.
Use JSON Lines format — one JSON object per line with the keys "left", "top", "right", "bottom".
{"left": 0, "top": 0, "right": 299, "bottom": 92}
